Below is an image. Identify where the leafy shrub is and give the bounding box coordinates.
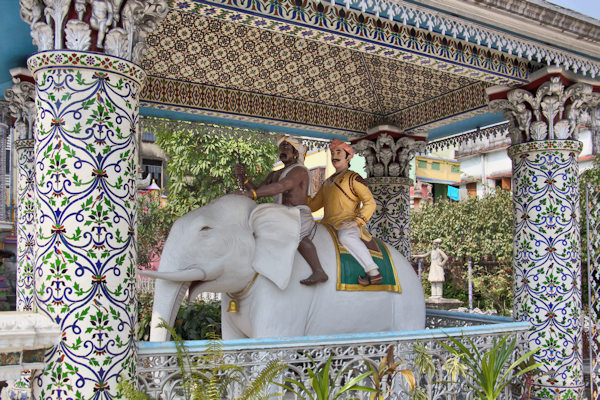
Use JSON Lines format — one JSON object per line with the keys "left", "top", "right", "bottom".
{"left": 137, "top": 294, "right": 222, "bottom": 341}
{"left": 137, "top": 191, "right": 174, "bottom": 270}
{"left": 174, "top": 300, "right": 222, "bottom": 340}
{"left": 410, "top": 189, "right": 513, "bottom": 314}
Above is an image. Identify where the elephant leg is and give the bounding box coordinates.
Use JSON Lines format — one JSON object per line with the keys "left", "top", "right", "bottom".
{"left": 149, "top": 279, "right": 190, "bottom": 341}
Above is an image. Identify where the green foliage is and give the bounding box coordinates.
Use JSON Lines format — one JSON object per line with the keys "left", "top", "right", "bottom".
{"left": 136, "top": 291, "right": 154, "bottom": 341}
{"left": 439, "top": 334, "right": 541, "bottom": 400}
{"left": 154, "top": 120, "right": 277, "bottom": 216}
{"left": 137, "top": 191, "right": 174, "bottom": 269}
{"left": 410, "top": 189, "right": 513, "bottom": 314}
{"left": 174, "top": 300, "right": 222, "bottom": 339}
{"left": 121, "top": 320, "right": 287, "bottom": 400}
{"left": 579, "top": 156, "right": 600, "bottom": 266}
{"left": 277, "top": 354, "right": 376, "bottom": 400}
{"left": 116, "top": 377, "right": 153, "bottom": 400}
{"left": 136, "top": 295, "right": 222, "bottom": 341}
{"left": 365, "top": 346, "right": 423, "bottom": 400}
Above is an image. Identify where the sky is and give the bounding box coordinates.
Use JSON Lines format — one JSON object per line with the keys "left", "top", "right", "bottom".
{"left": 547, "top": 0, "right": 600, "bottom": 20}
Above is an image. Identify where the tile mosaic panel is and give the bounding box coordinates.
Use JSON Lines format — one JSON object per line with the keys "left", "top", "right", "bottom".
{"left": 142, "top": 10, "right": 479, "bottom": 115}
{"left": 367, "top": 177, "right": 412, "bottom": 258}
{"left": 587, "top": 184, "right": 600, "bottom": 400}
{"left": 510, "top": 140, "right": 584, "bottom": 399}
{"left": 29, "top": 52, "right": 140, "bottom": 400}
{"left": 168, "top": 0, "right": 530, "bottom": 82}
{"left": 16, "top": 140, "right": 36, "bottom": 313}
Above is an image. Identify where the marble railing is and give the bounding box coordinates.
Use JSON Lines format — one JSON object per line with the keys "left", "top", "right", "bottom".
{"left": 138, "top": 310, "right": 530, "bottom": 399}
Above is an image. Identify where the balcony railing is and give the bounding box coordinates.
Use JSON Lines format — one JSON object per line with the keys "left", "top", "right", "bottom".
{"left": 137, "top": 309, "right": 530, "bottom": 399}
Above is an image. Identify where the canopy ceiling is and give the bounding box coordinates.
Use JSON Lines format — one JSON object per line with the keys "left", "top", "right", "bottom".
{"left": 2, "top": 0, "right": 600, "bottom": 140}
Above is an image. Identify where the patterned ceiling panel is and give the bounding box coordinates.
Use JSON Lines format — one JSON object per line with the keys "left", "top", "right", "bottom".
{"left": 141, "top": 10, "right": 479, "bottom": 116}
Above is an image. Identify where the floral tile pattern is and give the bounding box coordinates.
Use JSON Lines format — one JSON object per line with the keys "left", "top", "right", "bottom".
{"left": 29, "top": 52, "right": 140, "bottom": 400}
{"left": 510, "top": 140, "right": 584, "bottom": 399}
{"left": 16, "top": 140, "right": 36, "bottom": 313}
{"left": 367, "top": 177, "right": 412, "bottom": 258}
{"left": 138, "top": 5, "right": 496, "bottom": 135}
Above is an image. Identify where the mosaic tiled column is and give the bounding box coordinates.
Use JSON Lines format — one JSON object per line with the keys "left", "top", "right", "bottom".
{"left": 28, "top": 51, "right": 145, "bottom": 400}
{"left": 15, "top": 139, "right": 36, "bottom": 313}
{"left": 489, "top": 70, "right": 600, "bottom": 399}
{"left": 510, "top": 140, "right": 583, "bottom": 399}
{"left": 354, "top": 129, "right": 426, "bottom": 258}
{"left": 367, "top": 177, "right": 412, "bottom": 257}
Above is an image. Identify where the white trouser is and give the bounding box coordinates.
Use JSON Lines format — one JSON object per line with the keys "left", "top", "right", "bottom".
{"left": 337, "top": 225, "right": 379, "bottom": 273}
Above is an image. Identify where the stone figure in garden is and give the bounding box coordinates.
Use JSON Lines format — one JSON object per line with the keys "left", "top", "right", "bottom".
{"left": 412, "top": 238, "right": 449, "bottom": 298}
{"left": 308, "top": 139, "right": 381, "bottom": 286}
{"left": 233, "top": 135, "right": 328, "bottom": 285}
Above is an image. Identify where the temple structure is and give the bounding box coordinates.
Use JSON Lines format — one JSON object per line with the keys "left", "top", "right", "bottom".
{"left": 0, "top": 0, "right": 598, "bottom": 399}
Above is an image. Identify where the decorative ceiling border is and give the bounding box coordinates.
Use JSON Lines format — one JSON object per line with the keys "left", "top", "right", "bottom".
{"left": 386, "top": 81, "right": 488, "bottom": 130}
{"left": 170, "top": 0, "right": 530, "bottom": 85}
{"left": 426, "top": 122, "right": 509, "bottom": 151}
{"left": 173, "top": 0, "right": 600, "bottom": 79}
{"left": 140, "top": 75, "right": 380, "bottom": 134}
{"left": 140, "top": 76, "right": 494, "bottom": 137}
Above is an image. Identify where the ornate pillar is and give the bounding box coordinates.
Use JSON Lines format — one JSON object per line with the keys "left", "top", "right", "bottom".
{"left": 353, "top": 128, "right": 426, "bottom": 257}
{"left": 4, "top": 74, "right": 36, "bottom": 313}
{"left": 19, "top": 1, "right": 168, "bottom": 399}
{"left": 489, "top": 70, "right": 600, "bottom": 399}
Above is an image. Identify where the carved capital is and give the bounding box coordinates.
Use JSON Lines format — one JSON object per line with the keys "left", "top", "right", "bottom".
{"left": 20, "top": 0, "right": 169, "bottom": 63}
{"left": 4, "top": 79, "right": 36, "bottom": 140}
{"left": 489, "top": 75, "right": 600, "bottom": 145}
{"left": 354, "top": 134, "right": 426, "bottom": 178}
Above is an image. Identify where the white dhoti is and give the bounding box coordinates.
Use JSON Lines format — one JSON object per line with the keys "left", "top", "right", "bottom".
{"left": 298, "top": 205, "right": 315, "bottom": 240}
{"left": 337, "top": 225, "right": 378, "bottom": 273}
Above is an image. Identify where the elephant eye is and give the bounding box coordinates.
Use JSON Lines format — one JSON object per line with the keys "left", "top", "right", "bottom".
{"left": 200, "top": 226, "right": 212, "bottom": 231}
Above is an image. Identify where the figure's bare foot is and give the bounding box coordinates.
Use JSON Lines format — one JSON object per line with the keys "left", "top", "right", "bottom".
{"left": 300, "top": 271, "right": 328, "bottom": 286}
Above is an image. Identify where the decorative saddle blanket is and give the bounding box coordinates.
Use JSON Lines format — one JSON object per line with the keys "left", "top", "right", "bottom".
{"left": 323, "top": 224, "right": 401, "bottom": 293}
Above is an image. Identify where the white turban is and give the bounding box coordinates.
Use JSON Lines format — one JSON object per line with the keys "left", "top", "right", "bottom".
{"left": 277, "top": 135, "right": 306, "bottom": 164}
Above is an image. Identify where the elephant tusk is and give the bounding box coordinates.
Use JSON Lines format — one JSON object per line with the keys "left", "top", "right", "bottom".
{"left": 137, "top": 267, "right": 206, "bottom": 282}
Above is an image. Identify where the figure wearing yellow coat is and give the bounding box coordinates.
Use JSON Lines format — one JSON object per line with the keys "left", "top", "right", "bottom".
{"left": 308, "top": 169, "right": 376, "bottom": 242}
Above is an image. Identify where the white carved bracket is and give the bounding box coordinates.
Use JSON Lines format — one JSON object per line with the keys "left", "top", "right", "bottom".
{"left": 354, "top": 134, "right": 426, "bottom": 178}
{"left": 489, "top": 76, "right": 600, "bottom": 145}
{"left": 20, "top": 0, "right": 169, "bottom": 63}
{"left": 4, "top": 79, "right": 36, "bottom": 140}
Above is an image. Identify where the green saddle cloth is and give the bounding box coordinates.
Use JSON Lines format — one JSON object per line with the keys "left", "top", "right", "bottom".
{"left": 323, "top": 224, "right": 401, "bottom": 293}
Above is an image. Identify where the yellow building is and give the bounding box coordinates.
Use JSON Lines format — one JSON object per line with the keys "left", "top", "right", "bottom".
{"left": 414, "top": 156, "right": 461, "bottom": 201}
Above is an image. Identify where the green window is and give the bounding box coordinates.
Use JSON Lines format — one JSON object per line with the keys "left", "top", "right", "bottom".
{"left": 431, "top": 162, "right": 441, "bottom": 171}
{"left": 417, "top": 160, "right": 428, "bottom": 169}
{"left": 451, "top": 165, "right": 460, "bottom": 173}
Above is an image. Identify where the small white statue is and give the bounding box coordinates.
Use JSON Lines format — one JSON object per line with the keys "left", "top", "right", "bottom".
{"left": 90, "top": 0, "right": 114, "bottom": 48}
{"left": 412, "top": 238, "right": 449, "bottom": 299}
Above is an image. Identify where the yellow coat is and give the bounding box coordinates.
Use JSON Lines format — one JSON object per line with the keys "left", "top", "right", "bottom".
{"left": 308, "top": 170, "right": 376, "bottom": 241}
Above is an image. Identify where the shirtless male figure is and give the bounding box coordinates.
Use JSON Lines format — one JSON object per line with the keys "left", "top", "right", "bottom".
{"left": 234, "top": 135, "right": 328, "bottom": 285}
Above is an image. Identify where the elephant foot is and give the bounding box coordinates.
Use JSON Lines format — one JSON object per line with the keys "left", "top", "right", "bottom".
{"left": 300, "top": 271, "right": 328, "bottom": 286}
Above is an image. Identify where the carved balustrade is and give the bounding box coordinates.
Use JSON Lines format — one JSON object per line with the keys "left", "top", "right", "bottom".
{"left": 137, "top": 310, "right": 530, "bottom": 399}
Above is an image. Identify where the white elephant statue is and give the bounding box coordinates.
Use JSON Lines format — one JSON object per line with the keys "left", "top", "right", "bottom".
{"left": 139, "top": 195, "right": 425, "bottom": 341}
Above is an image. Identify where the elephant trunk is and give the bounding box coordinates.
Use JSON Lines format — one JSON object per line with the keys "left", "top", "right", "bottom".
{"left": 149, "top": 279, "right": 190, "bottom": 341}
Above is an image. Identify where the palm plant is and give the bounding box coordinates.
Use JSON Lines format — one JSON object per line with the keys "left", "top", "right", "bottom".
{"left": 118, "top": 320, "right": 287, "bottom": 400}
{"left": 440, "top": 334, "right": 541, "bottom": 400}
{"left": 365, "top": 345, "right": 426, "bottom": 400}
{"left": 277, "top": 354, "right": 376, "bottom": 400}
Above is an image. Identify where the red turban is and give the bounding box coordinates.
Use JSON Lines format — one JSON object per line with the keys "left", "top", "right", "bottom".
{"left": 329, "top": 139, "right": 354, "bottom": 156}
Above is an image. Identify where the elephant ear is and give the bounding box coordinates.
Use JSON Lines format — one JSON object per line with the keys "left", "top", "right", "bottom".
{"left": 249, "top": 203, "right": 301, "bottom": 290}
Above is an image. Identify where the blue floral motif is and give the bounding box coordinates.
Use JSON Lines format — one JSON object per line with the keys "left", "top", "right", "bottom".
{"left": 31, "top": 55, "right": 140, "bottom": 400}
{"left": 16, "top": 141, "right": 36, "bottom": 313}
{"left": 367, "top": 177, "right": 412, "bottom": 258}
{"left": 511, "top": 141, "right": 584, "bottom": 399}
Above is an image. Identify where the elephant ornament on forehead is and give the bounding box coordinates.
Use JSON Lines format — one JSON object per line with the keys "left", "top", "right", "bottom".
{"left": 139, "top": 195, "right": 425, "bottom": 341}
